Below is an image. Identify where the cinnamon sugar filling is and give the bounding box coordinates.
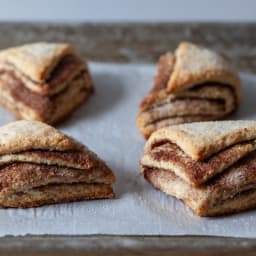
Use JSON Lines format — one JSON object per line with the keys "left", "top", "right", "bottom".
{"left": 0, "top": 69, "right": 90, "bottom": 114}
{"left": 4, "top": 54, "right": 86, "bottom": 95}
{"left": 143, "top": 140, "right": 256, "bottom": 186}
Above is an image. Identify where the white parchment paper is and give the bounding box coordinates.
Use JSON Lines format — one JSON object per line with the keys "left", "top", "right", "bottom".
{"left": 0, "top": 62, "right": 256, "bottom": 237}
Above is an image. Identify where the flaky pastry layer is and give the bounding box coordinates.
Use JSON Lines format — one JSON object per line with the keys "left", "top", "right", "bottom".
{"left": 137, "top": 42, "right": 242, "bottom": 138}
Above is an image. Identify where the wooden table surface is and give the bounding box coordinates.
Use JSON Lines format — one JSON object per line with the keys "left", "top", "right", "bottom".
{"left": 1, "top": 22, "right": 256, "bottom": 255}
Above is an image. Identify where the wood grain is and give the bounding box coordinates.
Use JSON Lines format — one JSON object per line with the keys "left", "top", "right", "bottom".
{"left": 0, "top": 23, "right": 256, "bottom": 73}
{"left": 1, "top": 235, "right": 256, "bottom": 255}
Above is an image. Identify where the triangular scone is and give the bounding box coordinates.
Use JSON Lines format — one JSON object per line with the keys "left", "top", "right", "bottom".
{"left": 166, "top": 42, "right": 241, "bottom": 94}
{"left": 141, "top": 121, "right": 256, "bottom": 216}
{"left": 0, "top": 42, "right": 73, "bottom": 86}
{"left": 0, "top": 42, "right": 93, "bottom": 124}
{"left": 0, "top": 121, "right": 115, "bottom": 208}
{"left": 137, "top": 42, "right": 242, "bottom": 138}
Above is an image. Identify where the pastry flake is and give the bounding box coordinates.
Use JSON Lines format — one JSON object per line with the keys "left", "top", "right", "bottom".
{"left": 141, "top": 120, "right": 256, "bottom": 216}
{"left": 0, "top": 42, "right": 93, "bottom": 124}
{"left": 0, "top": 120, "right": 115, "bottom": 208}
{"left": 137, "top": 42, "right": 242, "bottom": 138}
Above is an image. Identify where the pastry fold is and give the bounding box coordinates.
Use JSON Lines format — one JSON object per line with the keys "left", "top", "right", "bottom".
{"left": 0, "top": 42, "right": 93, "bottom": 124}
{"left": 141, "top": 121, "right": 256, "bottom": 216}
{"left": 0, "top": 120, "right": 115, "bottom": 208}
{"left": 137, "top": 42, "right": 242, "bottom": 138}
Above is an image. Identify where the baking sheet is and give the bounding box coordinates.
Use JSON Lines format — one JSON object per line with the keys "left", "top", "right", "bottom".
{"left": 0, "top": 62, "right": 256, "bottom": 237}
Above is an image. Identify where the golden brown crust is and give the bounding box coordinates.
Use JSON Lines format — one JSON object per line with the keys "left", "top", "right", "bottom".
{"left": 0, "top": 149, "right": 115, "bottom": 185}
{"left": 141, "top": 121, "right": 256, "bottom": 216}
{"left": 0, "top": 42, "right": 94, "bottom": 124}
{"left": 166, "top": 42, "right": 242, "bottom": 101}
{"left": 0, "top": 120, "right": 82, "bottom": 155}
{"left": 0, "top": 183, "right": 114, "bottom": 208}
{"left": 0, "top": 162, "right": 114, "bottom": 193}
{"left": 0, "top": 70, "right": 93, "bottom": 124}
{"left": 48, "top": 72, "right": 94, "bottom": 124}
{"left": 0, "top": 121, "right": 115, "bottom": 208}
{"left": 138, "top": 115, "right": 214, "bottom": 140}
{"left": 143, "top": 153, "right": 256, "bottom": 217}
{"left": 137, "top": 42, "right": 242, "bottom": 138}
{"left": 0, "top": 42, "right": 73, "bottom": 84}
{"left": 145, "top": 121, "right": 256, "bottom": 161}
{"left": 137, "top": 84, "right": 236, "bottom": 139}
{"left": 142, "top": 141, "right": 256, "bottom": 186}
{"left": 140, "top": 52, "right": 175, "bottom": 110}
{"left": 0, "top": 54, "right": 87, "bottom": 96}
{"left": 154, "top": 52, "right": 175, "bottom": 91}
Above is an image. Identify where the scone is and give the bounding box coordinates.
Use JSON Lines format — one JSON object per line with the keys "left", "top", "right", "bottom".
{"left": 141, "top": 120, "right": 256, "bottom": 216}
{"left": 0, "top": 42, "right": 93, "bottom": 124}
{"left": 137, "top": 42, "right": 242, "bottom": 138}
{"left": 0, "top": 120, "right": 115, "bottom": 208}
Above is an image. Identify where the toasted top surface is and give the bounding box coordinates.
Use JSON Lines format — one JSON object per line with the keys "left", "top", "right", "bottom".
{"left": 0, "top": 42, "right": 74, "bottom": 82}
{"left": 166, "top": 42, "right": 242, "bottom": 102}
{"left": 145, "top": 120, "right": 256, "bottom": 161}
{"left": 0, "top": 120, "right": 82, "bottom": 155}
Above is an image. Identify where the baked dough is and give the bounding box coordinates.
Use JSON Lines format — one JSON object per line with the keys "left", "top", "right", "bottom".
{"left": 0, "top": 120, "right": 115, "bottom": 208}
{"left": 0, "top": 42, "right": 93, "bottom": 124}
{"left": 137, "top": 42, "right": 242, "bottom": 138}
{"left": 141, "top": 120, "right": 256, "bottom": 216}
